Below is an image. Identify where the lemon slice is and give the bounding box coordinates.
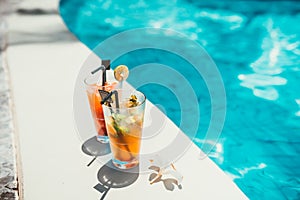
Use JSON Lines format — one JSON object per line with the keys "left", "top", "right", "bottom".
{"left": 114, "top": 65, "right": 129, "bottom": 81}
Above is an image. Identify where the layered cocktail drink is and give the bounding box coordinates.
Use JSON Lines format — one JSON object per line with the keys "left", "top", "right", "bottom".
{"left": 84, "top": 75, "right": 116, "bottom": 143}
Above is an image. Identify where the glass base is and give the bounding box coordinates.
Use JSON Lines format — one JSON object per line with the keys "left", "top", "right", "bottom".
{"left": 112, "top": 158, "right": 139, "bottom": 169}
{"left": 96, "top": 135, "right": 109, "bottom": 143}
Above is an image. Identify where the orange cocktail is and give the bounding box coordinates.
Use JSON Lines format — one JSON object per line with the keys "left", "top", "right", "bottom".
{"left": 102, "top": 90, "right": 146, "bottom": 169}
{"left": 85, "top": 76, "right": 116, "bottom": 143}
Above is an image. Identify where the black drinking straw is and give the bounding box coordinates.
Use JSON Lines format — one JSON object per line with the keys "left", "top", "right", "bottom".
{"left": 90, "top": 60, "right": 111, "bottom": 86}
{"left": 100, "top": 90, "right": 119, "bottom": 109}
{"left": 102, "top": 60, "right": 111, "bottom": 70}
{"left": 91, "top": 65, "right": 106, "bottom": 86}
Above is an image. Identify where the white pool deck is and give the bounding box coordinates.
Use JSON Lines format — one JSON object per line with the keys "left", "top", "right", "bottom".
{"left": 6, "top": 0, "right": 248, "bottom": 199}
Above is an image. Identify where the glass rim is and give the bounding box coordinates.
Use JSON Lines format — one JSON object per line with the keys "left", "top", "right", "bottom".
{"left": 102, "top": 89, "right": 146, "bottom": 110}
{"left": 84, "top": 75, "right": 117, "bottom": 89}
{"left": 84, "top": 75, "right": 99, "bottom": 86}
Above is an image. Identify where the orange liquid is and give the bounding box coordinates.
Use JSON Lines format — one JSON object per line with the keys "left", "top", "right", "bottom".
{"left": 86, "top": 82, "right": 116, "bottom": 137}
{"left": 87, "top": 91, "right": 107, "bottom": 136}
{"left": 108, "top": 123, "right": 142, "bottom": 166}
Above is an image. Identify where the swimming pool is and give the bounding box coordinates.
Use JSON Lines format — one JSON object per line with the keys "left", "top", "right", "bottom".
{"left": 59, "top": 0, "right": 300, "bottom": 199}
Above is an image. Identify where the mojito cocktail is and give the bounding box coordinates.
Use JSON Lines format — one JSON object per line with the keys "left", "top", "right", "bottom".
{"left": 102, "top": 90, "right": 146, "bottom": 169}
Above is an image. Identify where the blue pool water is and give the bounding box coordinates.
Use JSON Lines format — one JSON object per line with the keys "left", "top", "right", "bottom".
{"left": 60, "top": 0, "right": 300, "bottom": 199}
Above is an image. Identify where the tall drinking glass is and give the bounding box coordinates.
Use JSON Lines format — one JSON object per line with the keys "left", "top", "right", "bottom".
{"left": 84, "top": 75, "right": 116, "bottom": 143}
{"left": 102, "top": 89, "right": 146, "bottom": 169}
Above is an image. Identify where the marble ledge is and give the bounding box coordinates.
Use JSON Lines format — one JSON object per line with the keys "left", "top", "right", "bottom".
{"left": 0, "top": 51, "right": 19, "bottom": 199}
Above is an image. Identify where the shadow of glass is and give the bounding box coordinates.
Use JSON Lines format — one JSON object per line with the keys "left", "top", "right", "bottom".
{"left": 81, "top": 136, "right": 111, "bottom": 166}
{"left": 94, "top": 160, "right": 139, "bottom": 199}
